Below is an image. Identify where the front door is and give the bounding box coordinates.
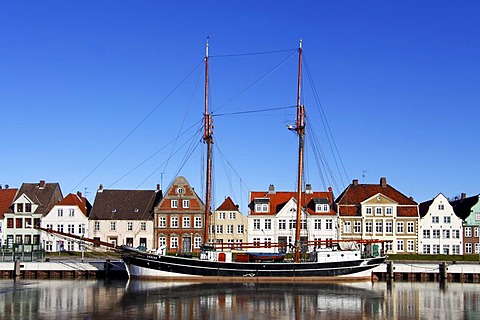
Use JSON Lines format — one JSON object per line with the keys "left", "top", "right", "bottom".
{"left": 182, "top": 237, "right": 191, "bottom": 252}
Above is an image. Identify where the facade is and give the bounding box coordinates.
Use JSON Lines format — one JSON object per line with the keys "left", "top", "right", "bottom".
{"left": 248, "top": 184, "right": 337, "bottom": 253}
{"left": 89, "top": 185, "right": 160, "bottom": 251}
{"left": 0, "top": 187, "right": 18, "bottom": 247}
{"left": 336, "top": 177, "right": 419, "bottom": 254}
{"left": 418, "top": 193, "right": 463, "bottom": 255}
{"left": 450, "top": 193, "right": 480, "bottom": 255}
{"left": 3, "top": 180, "right": 62, "bottom": 251}
{"left": 154, "top": 176, "right": 205, "bottom": 254}
{"left": 210, "top": 196, "right": 248, "bottom": 248}
{"left": 40, "top": 192, "right": 91, "bottom": 252}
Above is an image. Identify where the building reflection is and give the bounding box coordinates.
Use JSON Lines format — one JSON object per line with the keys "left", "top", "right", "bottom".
{"left": 0, "top": 279, "right": 479, "bottom": 319}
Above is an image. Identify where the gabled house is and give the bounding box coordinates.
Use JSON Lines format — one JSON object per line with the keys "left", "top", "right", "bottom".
{"left": 450, "top": 193, "right": 480, "bottom": 254}
{"left": 3, "top": 180, "right": 62, "bottom": 251}
{"left": 154, "top": 176, "right": 205, "bottom": 254}
{"left": 89, "top": 184, "right": 161, "bottom": 251}
{"left": 40, "top": 192, "right": 92, "bottom": 252}
{"left": 211, "top": 196, "right": 248, "bottom": 248}
{"left": 248, "top": 184, "right": 337, "bottom": 253}
{"left": 419, "top": 193, "right": 463, "bottom": 255}
{"left": 0, "top": 186, "right": 18, "bottom": 247}
{"left": 336, "top": 177, "right": 419, "bottom": 254}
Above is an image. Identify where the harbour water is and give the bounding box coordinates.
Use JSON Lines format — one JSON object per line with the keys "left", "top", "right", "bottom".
{"left": 0, "top": 279, "right": 479, "bottom": 319}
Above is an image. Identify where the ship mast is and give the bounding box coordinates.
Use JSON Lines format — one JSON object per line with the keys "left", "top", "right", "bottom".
{"left": 294, "top": 40, "right": 304, "bottom": 263}
{"left": 203, "top": 38, "right": 213, "bottom": 245}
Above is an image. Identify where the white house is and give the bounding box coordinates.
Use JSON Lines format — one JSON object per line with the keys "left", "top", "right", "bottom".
{"left": 419, "top": 193, "right": 463, "bottom": 255}
{"left": 40, "top": 192, "right": 91, "bottom": 252}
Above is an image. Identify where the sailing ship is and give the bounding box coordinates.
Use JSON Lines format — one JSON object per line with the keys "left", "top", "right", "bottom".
{"left": 119, "top": 40, "right": 387, "bottom": 281}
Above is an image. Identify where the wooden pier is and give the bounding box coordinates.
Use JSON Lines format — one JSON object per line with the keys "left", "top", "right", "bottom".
{"left": 0, "top": 259, "right": 127, "bottom": 279}
{"left": 373, "top": 261, "right": 480, "bottom": 283}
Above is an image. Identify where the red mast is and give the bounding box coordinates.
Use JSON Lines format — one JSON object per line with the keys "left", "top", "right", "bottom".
{"left": 294, "top": 40, "right": 304, "bottom": 263}
{"left": 203, "top": 38, "right": 213, "bottom": 245}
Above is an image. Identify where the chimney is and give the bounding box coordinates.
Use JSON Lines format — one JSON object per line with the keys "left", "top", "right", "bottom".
{"left": 156, "top": 184, "right": 161, "bottom": 191}
{"left": 268, "top": 184, "right": 275, "bottom": 194}
{"left": 77, "top": 191, "right": 83, "bottom": 198}
{"left": 380, "top": 177, "right": 387, "bottom": 187}
{"left": 352, "top": 179, "right": 358, "bottom": 186}
{"left": 305, "top": 184, "right": 313, "bottom": 194}
{"left": 39, "top": 180, "right": 46, "bottom": 189}
{"left": 98, "top": 184, "right": 104, "bottom": 192}
{"left": 461, "top": 193, "right": 467, "bottom": 199}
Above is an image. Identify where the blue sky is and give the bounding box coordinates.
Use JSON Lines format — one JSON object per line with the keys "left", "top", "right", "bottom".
{"left": 1, "top": 1, "right": 479, "bottom": 212}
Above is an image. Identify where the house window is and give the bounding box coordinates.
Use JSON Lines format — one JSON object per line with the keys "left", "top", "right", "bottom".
{"left": 183, "top": 217, "right": 190, "bottom": 228}
{"left": 397, "top": 240, "right": 404, "bottom": 252}
{"left": 301, "top": 220, "right": 307, "bottom": 230}
{"left": 170, "top": 237, "right": 178, "bottom": 249}
{"left": 158, "top": 237, "right": 166, "bottom": 246}
{"left": 407, "top": 222, "right": 415, "bottom": 233}
{"left": 94, "top": 221, "right": 100, "bottom": 231}
{"left": 127, "top": 222, "right": 133, "bottom": 231}
{"left": 25, "top": 203, "right": 32, "bottom": 212}
{"left": 344, "top": 221, "right": 351, "bottom": 233}
{"left": 171, "top": 200, "right": 178, "bottom": 208}
{"left": 194, "top": 237, "right": 202, "bottom": 248}
{"left": 452, "top": 245, "right": 460, "bottom": 254}
{"left": 438, "top": 204, "right": 444, "bottom": 210}
{"left": 67, "top": 224, "right": 74, "bottom": 233}
{"left": 354, "top": 221, "right": 361, "bottom": 233}
{"left": 452, "top": 230, "right": 460, "bottom": 239}
{"left": 375, "top": 221, "right": 383, "bottom": 233}
{"left": 255, "top": 203, "right": 269, "bottom": 213}
{"left": 25, "top": 218, "right": 32, "bottom": 228}
{"left": 385, "top": 221, "right": 393, "bottom": 233}
{"left": 432, "top": 216, "right": 439, "bottom": 223}
{"left": 227, "top": 225, "right": 234, "bottom": 234}
{"left": 397, "top": 222, "right": 404, "bottom": 233}
{"left": 423, "top": 244, "right": 431, "bottom": 254}
{"left": 289, "top": 220, "right": 296, "bottom": 230}
{"left": 264, "top": 219, "right": 272, "bottom": 230}
{"left": 17, "top": 203, "right": 23, "bottom": 213}
{"left": 423, "top": 230, "right": 430, "bottom": 239}
{"left": 79, "top": 224, "right": 86, "bottom": 234}
{"left": 237, "top": 225, "right": 244, "bottom": 234}
{"left": 465, "top": 227, "right": 472, "bottom": 237}
{"left": 475, "top": 227, "right": 480, "bottom": 238}
{"left": 326, "top": 219, "right": 333, "bottom": 230}
{"left": 314, "top": 219, "right": 321, "bottom": 230}
{"left": 386, "top": 207, "right": 393, "bottom": 215}
{"left": 432, "top": 229, "right": 440, "bottom": 239}
{"left": 253, "top": 219, "right": 260, "bottom": 230}
{"left": 365, "top": 221, "right": 373, "bottom": 233}
{"left": 110, "top": 222, "right": 116, "bottom": 231}
{"left": 375, "top": 207, "right": 382, "bottom": 215}
{"left": 444, "top": 216, "right": 451, "bottom": 223}
{"left": 58, "top": 209, "right": 63, "bottom": 217}
{"left": 466, "top": 243, "right": 473, "bottom": 254}
{"left": 195, "top": 217, "right": 202, "bottom": 228}
{"left": 58, "top": 224, "right": 64, "bottom": 233}
{"left": 16, "top": 218, "right": 22, "bottom": 228}
{"left": 177, "top": 187, "right": 184, "bottom": 194}
{"left": 278, "top": 219, "right": 286, "bottom": 230}
{"left": 218, "top": 212, "right": 225, "bottom": 220}
{"left": 7, "top": 218, "right": 13, "bottom": 228}
{"left": 407, "top": 240, "right": 415, "bottom": 252}
{"left": 171, "top": 217, "right": 178, "bottom": 228}
{"left": 69, "top": 209, "right": 75, "bottom": 217}
{"left": 442, "top": 230, "right": 450, "bottom": 239}
{"left": 433, "top": 244, "right": 440, "bottom": 254}
{"left": 476, "top": 213, "right": 480, "bottom": 221}
{"left": 366, "top": 207, "right": 372, "bottom": 215}
{"left": 443, "top": 245, "right": 450, "bottom": 255}
{"left": 159, "top": 217, "right": 166, "bottom": 227}
{"left": 216, "top": 225, "right": 223, "bottom": 234}
{"left": 182, "top": 200, "right": 189, "bottom": 208}
{"left": 229, "top": 212, "right": 236, "bottom": 220}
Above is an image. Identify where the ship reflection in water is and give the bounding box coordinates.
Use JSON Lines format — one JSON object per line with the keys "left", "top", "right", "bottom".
{"left": 0, "top": 279, "right": 479, "bottom": 319}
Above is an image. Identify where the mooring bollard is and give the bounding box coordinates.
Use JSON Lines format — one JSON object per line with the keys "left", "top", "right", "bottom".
{"left": 14, "top": 257, "right": 21, "bottom": 279}
{"left": 386, "top": 261, "right": 394, "bottom": 280}
{"left": 439, "top": 262, "right": 447, "bottom": 281}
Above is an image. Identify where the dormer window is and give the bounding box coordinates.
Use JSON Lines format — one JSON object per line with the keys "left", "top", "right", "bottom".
{"left": 25, "top": 203, "right": 32, "bottom": 212}
{"left": 313, "top": 198, "right": 329, "bottom": 213}
{"left": 253, "top": 199, "right": 269, "bottom": 213}
{"left": 17, "top": 204, "right": 23, "bottom": 213}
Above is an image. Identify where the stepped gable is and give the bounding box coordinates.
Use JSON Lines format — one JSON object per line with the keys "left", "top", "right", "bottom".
{"left": 249, "top": 185, "right": 334, "bottom": 216}
{"left": 0, "top": 188, "right": 18, "bottom": 219}
{"left": 58, "top": 192, "right": 92, "bottom": 216}
{"left": 216, "top": 196, "right": 239, "bottom": 211}
{"left": 450, "top": 193, "right": 480, "bottom": 220}
{"left": 13, "top": 180, "right": 63, "bottom": 216}
{"left": 90, "top": 187, "right": 159, "bottom": 221}
{"left": 336, "top": 177, "right": 418, "bottom": 217}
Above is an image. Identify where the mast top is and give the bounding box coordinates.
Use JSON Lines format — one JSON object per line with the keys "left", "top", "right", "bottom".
{"left": 299, "top": 38, "right": 302, "bottom": 49}
{"left": 206, "top": 36, "right": 210, "bottom": 58}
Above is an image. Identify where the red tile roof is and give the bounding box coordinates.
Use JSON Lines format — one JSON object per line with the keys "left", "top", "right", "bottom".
{"left": 336, "top": 178, "right": 418, "bottom": 217}
{"left": 0, "top": 188, "right": 18, "bottom": 219}
{"left": 216, "top": 196, "right": 239, "bottom": 211}
{"left": 249, "top": 190, "right": 334, "bottom": 216}
{"left": 58, "top": 193, "right": 91, "bottom": 216}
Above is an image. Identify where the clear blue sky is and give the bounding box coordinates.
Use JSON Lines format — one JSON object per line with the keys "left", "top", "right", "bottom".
{"left": 2, "top": 1, "right": 479, "bottom": 212}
